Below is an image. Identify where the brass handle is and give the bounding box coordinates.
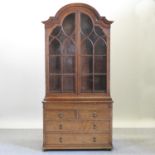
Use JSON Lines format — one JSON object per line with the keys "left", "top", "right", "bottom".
{"left": 59, "top": 124, "right": 63, "bottom": 130}
{"left": 92, "top": 112, "right": 97, "bottom": 118}
{"left": 59, "top": 137, "right": 63, "bottom": 143}
{"left": 93, "top": 137, "right": 96, "bottom": 142}
{"left": 58, "top": 112, "right": 64, "bottom": 118}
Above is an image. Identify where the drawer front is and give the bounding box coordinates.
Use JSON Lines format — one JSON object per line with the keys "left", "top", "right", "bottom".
{"left": 45, "top": 120, "right": 110, "bottom": 132}
{"left": 45, "top": 110, "right": 76, "bottom": 120}
{"left": 45, "top": 133, "right": 110, "bottom": 145}
{"left": 79, "top": 110, "right": 110, "bottom": 120}
{"left": 45, "top": 102, "right": 110, "bottom": 110}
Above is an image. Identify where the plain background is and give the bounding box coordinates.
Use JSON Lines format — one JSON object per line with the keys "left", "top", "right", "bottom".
{"left": 0, "top": 0, "right": 155, "bottom": 129}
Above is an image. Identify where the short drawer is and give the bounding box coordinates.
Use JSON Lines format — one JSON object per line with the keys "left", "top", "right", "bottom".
{"left": 45, "top": 120, "right": 110, "bottom": 133}
{"left": 44, "top": 110, "right": 76, "bottom": 120}
{"left": 45, "top": 133, "right": 110, "bottom": 145}
{"left": 79, "top": 110, "right": 110, "bottom": 120}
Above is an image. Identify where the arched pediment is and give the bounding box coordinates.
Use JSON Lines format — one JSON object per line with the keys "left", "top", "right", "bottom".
{"left": 42, "top": 3, "right": 113, "bottom": 28}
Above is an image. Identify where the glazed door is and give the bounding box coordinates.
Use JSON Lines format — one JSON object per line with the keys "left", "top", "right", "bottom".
{"left": 79, "top": 13, "right": 107, "bottom": 93}
{"left": 49, "top": 13, "right": 76, "bottom": 93}
{"left": 48, "top": 12, "right": 107, "bottom": 94}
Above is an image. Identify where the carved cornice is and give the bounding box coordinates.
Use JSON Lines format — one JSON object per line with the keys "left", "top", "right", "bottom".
{"left": 42, "top": 3, "right": 113, "bottom": 28}
{"left": 100, "top": 16, "right": 113, "bottom": 25}
{"left": 42, "top": 16, "right": 55, "bottom": 24}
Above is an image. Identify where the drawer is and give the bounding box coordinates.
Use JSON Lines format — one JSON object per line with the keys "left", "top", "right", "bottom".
{"left": 79, "top": 110, "right": 110, "bottom": 120}
{"left": 44, "top": 102, "right": 110, "bottom": 110}
{"left": 44, "top": 110, "right": 76, "bottom": 120}
{"left": 45, "top": 133, "right": 110, "bottom": 145}
{"left": 45, "top": 120, "right": 110, "bottom": 133}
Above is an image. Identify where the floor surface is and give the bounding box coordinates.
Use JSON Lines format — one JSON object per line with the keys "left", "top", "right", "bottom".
{"left": 0, "top": 128, "right": 155, "bottom": 155}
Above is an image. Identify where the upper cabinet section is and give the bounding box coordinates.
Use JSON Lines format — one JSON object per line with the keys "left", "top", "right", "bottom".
{"left": 43, "top": 3, "right": 113, "bottom": 94}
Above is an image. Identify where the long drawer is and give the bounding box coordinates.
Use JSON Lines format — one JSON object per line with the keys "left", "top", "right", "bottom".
{"left": 45, "top": 120, "right": 110, "bottom": 133}
{"left": 44, "top": 102, "right": 110, "bottom": 110}
{"left": 45, "top": 133, "right": 110, "bottom": 145}
{"left": 44, "top": 109, "right": 111, "bottom": 121}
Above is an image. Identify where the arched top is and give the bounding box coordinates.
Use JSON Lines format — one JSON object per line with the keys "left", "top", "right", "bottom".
{"left": 56, "top": 3, "right": 100, "bottom": 19}
{"left": 42, "top": 3, "right": 113, "bottom": 28}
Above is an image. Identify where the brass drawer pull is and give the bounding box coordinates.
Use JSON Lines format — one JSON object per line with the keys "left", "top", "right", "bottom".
{"left": 93, "top": 137, "right": 96, "bottom": 142}
{"left": 58, "top": 112, "right": 64, "bottom": 118}
{"left": 59, "top": 124, "right": 63, "bottom": 130}
{"left": 93, "top": 124, "right": 96, "bottom": 129}
{"left": 59, "top": 137, "right": 63, "bottom": 143}
{"left": 92, "top": 112, "right": 97, "bottom": 118}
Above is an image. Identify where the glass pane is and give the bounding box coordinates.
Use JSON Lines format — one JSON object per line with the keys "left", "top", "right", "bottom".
{"left": 49, "top": 75, "right": 61, "bottom": 92}
{"left": 81, "top": 56, "right": 93, "bottom": 74}
{"left": 63, "top": 56, "right": 75, "bottom": 73}
{"left": 63, "top": 76, "right": 74, "bottom": 92}
{"left": 57, "top": 30, "right": 67, "bottom": 43}
{"left": 81, "top": 39, "right": 93, "bottom": 55}
{"left": 94, "top": 56, "right": 106, "bottom": 73}
{"left": 95, "top": 38, "right": 106, "bottom": 55}
{"left": 49, "top": 39, "right": 61, "bottom": 55}
{"left": 71, "top": 32, "right": 75, "bottom": 41}
{"left": 94, "top": 75, "right": 106, "bottom": 91}
{"left": 81, "top": 13, "right": 93, "bottom": 36}
{"left": 89, "top": 30, "right": 98, "bottom": 43}
{"left": 95, "top": 26, "right": 106, "bottom": 40}
{"left": 63, "top": 39, "right": 75, "bottom": 55}
{"left": 51, "top": 26, "right": 61, "bottom": 36}
{"left": 62, "top": 13, "right": 75, "bottom": 36}
{"left": 81, "top": 75, "right": 93, "bottom": 92}
{"left": 49, "top": 56, "right": 61, "bottom": 73}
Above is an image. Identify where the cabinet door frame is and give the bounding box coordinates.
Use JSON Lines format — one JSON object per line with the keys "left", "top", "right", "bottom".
{"left": 47, "top": 12, "right": 78, "bottom": 94}
{"left": 43, "top": 4, "right": 112, "bottom": 96}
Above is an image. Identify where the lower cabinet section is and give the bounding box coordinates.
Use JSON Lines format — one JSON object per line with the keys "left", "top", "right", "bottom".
{"left": 43, "top": 101, "right": 112, "bottom": 150}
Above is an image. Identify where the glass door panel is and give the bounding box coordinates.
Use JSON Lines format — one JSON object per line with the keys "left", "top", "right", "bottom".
{"left": 81, "top": 56, "right": 93, "bottom": 74}
{"left": 80, "top": 13, "right": 93, "bottom": 36}
{"left": 49, "top": 56, "right": 61, "bottom": 73}
{"left": 62, "top": 14, "right": 75, "bottom": 36}
{"left": 94, "top": 75, "right": 106, "bottom": 91}
{"left": 49, "top": 13, "right": 76, "bottom": 93}
{"left": 94, "top": 56, "right": 106, "bottom": 73}
{"left": 63, "top": 75, "right": 75, "bottom": 91}
{"left": 49, "top": 39, "right": 61, "bottom": 55}
{"left": 63, "top": 56, "right": 75, "bottom": 73}
{"left": 81, "top": 39, "right": 93, "bottom": 55}
{"left": 94, "top": 38, "right": 106, "bottom": 55}
{"left": 63, "top": 39, "right": 75, "bottom": 55}
{"left": 81, "top": 75, "right": 93, "bottom": 92}
{"left": 80, "top": 13, "right": 107, "bottom": 93}
{"left": 49, "top": 75, "right": 61, "bottom": 92}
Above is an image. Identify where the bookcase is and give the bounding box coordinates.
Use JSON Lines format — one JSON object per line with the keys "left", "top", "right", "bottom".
{"left": 42, "top": 3, "right": 113, "bottom": 150}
